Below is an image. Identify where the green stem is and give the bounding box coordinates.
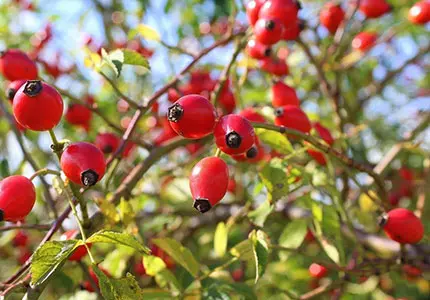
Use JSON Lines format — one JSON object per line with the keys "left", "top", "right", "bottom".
{"left": 69, "top": 184, "right": 91, "bottom": 229}
{"left": 48, "top": 129, "right": 64, "bottom": 160}
{"left": 196, "top": 257, "right": 238, "bottom": 282}
{"left": 214, "top": 148, "right": 221, "bottom": 158}
{"left": 29, "top": 169, "right": 61, "bottom": 181}
{"left": 104, "top": 158, "right": 120, "bottom": 191}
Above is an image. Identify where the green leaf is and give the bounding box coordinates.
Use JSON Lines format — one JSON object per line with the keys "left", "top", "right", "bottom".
{"left": 122, "top": 49, "right": 150, "bottom": 70}
{"left": 214, "top": 222, "right": 228, "bottom": 258}
{"left": 31, "top": 240, "right": 82, "bottom": 286}
{"left": 248, "top": 200, "right": 274, "bottom": 227}
{"left": 155, "top": 269, "right": 182, "bottom": 292}
{"left": 279, "top": 219, "right": 308, "bottom": 249}
{"left": 92, "top": 267, "right": 145, "bottom": 300}
{"left": 140, "top": 289, "right": 172, "bottom": 299}
{"left": 230, "top": 240, "right": 254, "bottom": 261}
{"left": 152, "top": 238, "right": 199, "bottom": 277}
{"left": 251, "top": 230, "right": 269, "bottom": 283}
{"left": 259, "top": 158, "right": 289, "bottom": 204}
{"left": 203, "top": 284, "right": 230, "bottom": 300}
{"left": 129, "top": 24, "right": 161, "bottom": 41}
{"left": 101, "top": 48, "right": 122, "bottom": 77}
{"left": 321, "top": 238, "right": 340, "bottom": 264}
{"left": 143, "top": 255, "right": 166, "bottom": 276}
{"left": 255, "top": 128, "right": 293, "bottom": 154}
{"left": 119, "top": 198, "right": 135, "bottom": 226}
{"left": 87, "top": 230, "right": 150, "bottom": 254}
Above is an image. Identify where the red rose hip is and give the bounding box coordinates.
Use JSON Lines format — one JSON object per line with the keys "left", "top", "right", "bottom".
{"left": 13, "top": 80, "right": 64, "bottom": 131}
{"left": 6, "top": 80, "right": 26, "bottom": 102}
{"left": 254, "top": 18, "right": 284, "bottom": 45}
{"left": 167, "top": 94, "right": 217, "bottom": 139}
{"left": 214, "top": 114, "right": 256, "bottom": 155}
{"left": 190, "top": 157, "right": 229, "bottom": 213}
{"left": 274, "top": 105, "right": 311, "bottom": 134}
{"left": 0, "top": 49, "right": 38, "bottom": 81}
{"left": 95, "top": 133, "right": 120, "bottom": 154}
{"left": 246, "top": 0, "right": 267, "bottom": 26}
{"left": 359, "top": 0, "right": 392, "bottom": 19}
{"left": 319, "top": 2, "right": 345, "bottom": 34}
{"left": 0, "top": 175, "right": 36, "bottom": 222}
{"left": 380, "top": 208, "right": 424, "bottom": 244}
{"left": 60, "top": 142, "right": 106, "bottom": 186}
{"left": 246, "top": 39, "right": 272, "bottom": 60}
{"left": 271, "top": 81, "right": 300, "bottom": 108}
{"left": 352, "top": 32, "right": 378, "bottom": 52}
{"left": 409, "top": 0, "right": 430, "bottom": 25}
{"left": 307, "top": 122, "right": 334, "bottom": 165}
{"left": 259, "top": 0, "right": 301, "bottom": 28}
{"left": 309, "top": 263, "right": 328, "bottom": 278}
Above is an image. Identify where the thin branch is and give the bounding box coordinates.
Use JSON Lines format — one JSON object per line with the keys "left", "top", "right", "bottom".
{"left": 99, "top": 71, "right": 142, "bottom": 109}
{"left": 0, "top": 224, "right": 51, "bottom": 232}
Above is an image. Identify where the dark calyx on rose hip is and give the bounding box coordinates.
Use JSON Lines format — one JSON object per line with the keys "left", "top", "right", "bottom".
{"left": 246, "top": 146, "right": 258, "bottom": 158}
{"left": 23, "top": 80, "right": 43, "bottom": 97}
{"left": 226, "top": 131, "right": 242, "bottom": 148}
{"left": 81, "top": 169, "right": 99, "bottom": 187}
{"left": 193, "top": 198, "right": 212, "bottom": 213}
{"left": 167, "top": 103, "right": 184, "bottom": 122}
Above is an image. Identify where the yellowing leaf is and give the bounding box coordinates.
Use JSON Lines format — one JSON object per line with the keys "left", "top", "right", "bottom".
{"left": 130, "top": 24, "right": 161, "bottom": 42}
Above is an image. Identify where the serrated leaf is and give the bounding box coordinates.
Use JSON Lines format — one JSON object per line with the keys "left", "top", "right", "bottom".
{"left": 97, "top": 197, "right": 120, "bottom": 225}
{"left": 250, "top": 230, "right": 269, "bottom": 283}
{"left": 152, "top": 238, "right": 199, "bottom": 277}
{"left": 248, "top": 200, "right": 274, "bottom": 227}
{"left": 155, "top": 269, "right": 181, "bottom": 292}
{"left": 143, "top": 255, "right": 166, "bottom": 276}
{"left": 129, "top": 24, "right": 161, "bottom": 41}
{"left": 259, "top": 158, "right": 289, "bottom": 204}
{"left": 214, "top": 222, "right": 228, "bottom": 258}
{"left": 321, "top": 238, "right": 340, "bottom": 264}
{"left": 31, "top": 240, "right": 82, "bottom": 286}
{"left": 230, "top": 240, "right": 254, "bottom": 261}
{"left": 87, "top": 230, "right": 149, "bottom": 254}
{"left": 93, "top": 267, "right": 145, "bottom": 300}
{"left": 255, "top": 128, "right": 293, "bottom": 154}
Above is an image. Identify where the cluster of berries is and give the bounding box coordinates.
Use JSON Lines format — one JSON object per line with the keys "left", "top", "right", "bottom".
{"left": 0, "top": 49, "right": 106, "bottom": 223}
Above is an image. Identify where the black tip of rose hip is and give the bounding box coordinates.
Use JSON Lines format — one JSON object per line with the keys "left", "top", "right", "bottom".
{"left": 265, "top": 20, "right": 276, "bottom": 31}
{"left": 102, "top": 145, "right": 113, "bottom": 154}
{"left": 295, "top": 1, "right": 302, "bottom": 10}
{"left": 246, "top": 146, "right": 258, "bottom": 158}
{"left": 24, "top": 80, "right": 43, "bottom": 97}
{"left": 0, "top": 209, "right": 4, "bottom": 222}
{"left": 81, "top": 169, "right": 99, "bottom": 186}
{"left": 167, "top": 103, "right": 184, "bottom": 123}
{"left": 298, "top": 20, "right": 306, "bottom": 31}
{"left": 274, "top": 107, "right": 284, "bottom": 117}
{"left": 378, "top": 213, "right": 388, "bottom": 227}
{"left": 193, "top": 198, "right": 211, "bottom": 213}
{"left": 226, "top": 131, "right": 242, "bottom": 149}
{"left": 7, "top": 88, "right": 16, "bottom": 101}
{"left": 264, "top": 48, "right": 272, "bottom": 57}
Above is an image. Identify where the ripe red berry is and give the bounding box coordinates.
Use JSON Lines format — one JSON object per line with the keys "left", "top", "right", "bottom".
{"left": 246, "top": 0, "right": 267, "bottom": 26}
{"left": 150, "top": 244, "right": 176, "bottom": 269}
{"left": 17, "top": 248, "right": 32, "bottom": 265}
{"left": 259, "top": 57, "right": 289, "bottom": 76}
{"left": 167, "top": 94, "right": 217, "bottom": 139}
{"left": 274, "top": 105, "right": 311, "bottom": 135}
{"left": 380, "top": 208, "right": 424, "bottom": 244}
{"left": 309, "top": 263, "right": 328, "bottom": 279}
{"left": 319, "top": 2, "right": 345, "bottom": 34}
{"left": 359, "top": 0, "right": 392, "bottom": 19}
{"left": 154, "top": 120, "right": 179, "bottom": 146}
{"left": 134, "top": 260, "right": 146, "bottom": 276}
{"left": 189, "top": 157, "right": 229, "bottom": 213}
{"left": 95, "top": 133, "right": 120, "bottom": 154}
{"left": 409, "top": 1, "right": 430, "bottom": 25}
{"left": 231, "top": 269, "right": 244, "bottom": 281}
{"left": 13, "top": 80, "right": 64, "bottom": 131}
{"left": 168, "top": 88, "right": 181, "bottom": 103}
{"left": 219, "top": 85, "right": 237, "bottom": 114}
{"left": 60, "top": 142, "right": 106, "bottom": 187}
{"left": 239, "top": 107, "right": 266, "bottom": 123}
{"left": 6, "top": 80, "right": 26, "bottom": 102}
{"left": 227, "top": 178, "right": 237, "bottom": 193}
{"left": 60, "top": 229, "right": 92, "bottom": 261}
{"left": 352, "top": 32, "right": 378, "bottom": 52}
{"left": 214, "top": 114, "right": 256, "bottom": 155}
{"left": 388, "top": 192, "right": 401, "bottom": 207}
{"left": 399, "top": 167, "right": 414, "bottom": 182}
{"left": 246, "top": 39, "right": 272, "bottom": 60}
{"left": 0, "top": 49, "right": 38, "bottom": 81}
{"left": 254, "top": 18, "right": 284, "bottom": 45}
{"left": 0, "top": 175, "right": 36, "bottom": 222}
{"left": 271, "top": 81, "right": 300, "bottom": 108}
{"left": 402, "top": 265, "right": 422, "bottom": 278}
{"left": 307, "top": 122, "right": 334, "bottom": 165}
{"left": 65, "top": 104, "right": 92, "bottom": 131}
{"left": 259, "top": 0, "right": 301, "bottom": 28}
{"left": 282, "top": 20, "right": 304, "bottom": 41}
{"left": 13, "top": 230, "right": 29, "bottom": 247}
